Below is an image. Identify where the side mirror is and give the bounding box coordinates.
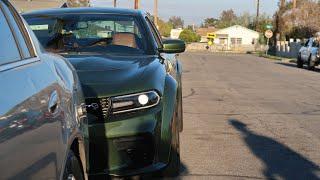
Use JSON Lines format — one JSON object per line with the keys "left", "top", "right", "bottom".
{"left": 161, "top": 39, "right": 186, "bottom": 54}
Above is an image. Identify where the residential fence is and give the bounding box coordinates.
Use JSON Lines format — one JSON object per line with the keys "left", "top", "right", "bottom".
{"left": 186, "top": 43, "right": 267, "bottom": 53}
{"left": 273, "top": 40, "right": 304, "bottom": 59}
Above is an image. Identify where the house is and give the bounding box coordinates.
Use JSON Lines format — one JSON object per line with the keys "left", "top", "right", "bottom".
{"left": 170, "top": 28, "right": 183, "bottom": 39}
{"left": 214, "top": 25, "right": 260, "bottom": 51}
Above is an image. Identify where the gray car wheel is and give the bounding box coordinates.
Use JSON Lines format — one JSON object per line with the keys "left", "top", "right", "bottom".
{"left": 297, "top": 54, "right": 303, "bottom": 68}
{"left": 307, "top": 56, "right": 315, "bottom": 70}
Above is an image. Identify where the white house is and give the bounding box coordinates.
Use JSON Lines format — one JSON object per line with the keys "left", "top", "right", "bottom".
{"left": 214, "top": 25, "right": 260, "bottom": 50}
{"left": 170, "top": 28, "right": 183, "bottom": 39}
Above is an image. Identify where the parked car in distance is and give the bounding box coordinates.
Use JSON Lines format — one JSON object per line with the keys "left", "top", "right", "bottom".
{"left": 297, "top": 37, "right": 320, "bottom": 70}
{"left": 0, "top": 0, "right": 86, "bottom": 179}
{"left": 23, "top": 7, "right": 185, "bottom": 178}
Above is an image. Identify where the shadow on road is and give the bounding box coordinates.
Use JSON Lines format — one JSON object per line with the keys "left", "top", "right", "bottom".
{"left": 229, "top": 119, "right": 320, "bottom": 180}
{"left": 275, "top": 62, "right": 320, "bottom": 73}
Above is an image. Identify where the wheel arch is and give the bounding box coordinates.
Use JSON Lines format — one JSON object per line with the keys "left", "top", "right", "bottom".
{"left": 158, "top": 74, "right": 178, "bottom": 164}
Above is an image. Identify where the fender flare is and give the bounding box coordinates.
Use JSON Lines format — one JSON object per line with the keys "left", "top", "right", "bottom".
{"left": 158, "top": 74, "right": 178, "bottom": 164}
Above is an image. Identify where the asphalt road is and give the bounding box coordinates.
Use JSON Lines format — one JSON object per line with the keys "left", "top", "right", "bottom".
{"left": 178, "top": 52, "right": 320, "bottom": 180}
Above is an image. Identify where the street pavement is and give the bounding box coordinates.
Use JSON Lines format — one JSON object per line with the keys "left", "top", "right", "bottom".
{"left": 178, "top": 52, "right": 320, "bottom": 180}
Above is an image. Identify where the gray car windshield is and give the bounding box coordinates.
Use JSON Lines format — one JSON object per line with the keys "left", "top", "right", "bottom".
{"left": 25, "top": 14, "right": 149, "bottom": 55}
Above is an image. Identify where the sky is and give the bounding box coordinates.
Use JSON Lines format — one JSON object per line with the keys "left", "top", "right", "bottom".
{"left": 91, "top": 0, "right": 279, "bottom": 25}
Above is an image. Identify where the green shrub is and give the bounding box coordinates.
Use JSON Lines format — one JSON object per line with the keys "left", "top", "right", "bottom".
{"left": 179, "top": 29, "right": 200, "bottom": 43}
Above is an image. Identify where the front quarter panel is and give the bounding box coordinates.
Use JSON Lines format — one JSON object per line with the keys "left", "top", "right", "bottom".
{"left": 158, "top": 74, "right": 178, "bottom": 163}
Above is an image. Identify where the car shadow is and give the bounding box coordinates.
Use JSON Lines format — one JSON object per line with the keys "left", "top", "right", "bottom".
{"left": 229, "top": 119, "right": 320, "bottom": 180}
{"left": 275, "top": 62, "right": 320, "bottom": 73}
{"left": 8, "top": 152, "right": 58, "bottom": 180}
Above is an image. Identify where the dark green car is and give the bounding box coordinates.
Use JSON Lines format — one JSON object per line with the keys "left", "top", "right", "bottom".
{"left": 23, "top": 7, "right": 185, "bottom": 178}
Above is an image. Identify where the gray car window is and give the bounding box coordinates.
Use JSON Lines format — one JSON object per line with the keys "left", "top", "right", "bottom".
{"left": 1, "top": 1, "right": 31, "bottom": 59}
{"left": 304, "top": 40, "right": 310, "bottom": 47}
{"left": 0, "top": 9, "right": 21, "bottom": 65}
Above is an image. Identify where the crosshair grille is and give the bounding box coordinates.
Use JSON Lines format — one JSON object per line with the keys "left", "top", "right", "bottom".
{"left": 99, "top": 98, "right": 110, "bottom": 119}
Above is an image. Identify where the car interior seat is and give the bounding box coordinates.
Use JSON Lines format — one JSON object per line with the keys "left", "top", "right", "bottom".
{"left": 112, "top": 32, "right": 138, "bottom": 49}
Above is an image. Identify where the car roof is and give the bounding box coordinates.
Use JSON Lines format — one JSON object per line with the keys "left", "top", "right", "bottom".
{"left": 22, "top": 7, "right": 145, "bottom": 17}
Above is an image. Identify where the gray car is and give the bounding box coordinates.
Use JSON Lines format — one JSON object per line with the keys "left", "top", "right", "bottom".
{"left": 0, "top": 0, "right": 86, "bottom": 179}
{"left": 297, "top": 37, "right": 320, "bottom": 70}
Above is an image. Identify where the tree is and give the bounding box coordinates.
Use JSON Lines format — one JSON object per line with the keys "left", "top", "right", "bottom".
{"left": 179, "top": 29, "right": 200, "bottom": 43}
{"left": 168, "top": 16, "right": 184, "bottom": 29}
{"left": 150, "top": 16, "right": 173, "bottom": 37}
{"left": 202, "top": 18, "right": 219, "bottom": 28}
{"left": 255, "top": 14, "right": 273, "bottom": 33}
{"left": 236, "top": 12, "right": 253, "bottom": 28}
{"left": 217, "top": 9, "right": 237, "bottom": 28}
{"left": 275, "top": 0, "right": 320, "bottom": 39}
{"left": 158, "top": 18, "right": 173, "bottom": 37}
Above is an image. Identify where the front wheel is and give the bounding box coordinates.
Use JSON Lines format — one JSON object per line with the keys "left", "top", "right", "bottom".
{"left": 161, "top": 113, "right": 180, "bottom": 177}
{"left": 297, "top": 55, "right": 303, "bottom": 68}
{"left": 63, "top": 150, "right": 84, "bottom": 180}
{"left": 307, "top": 56, "right": 315, "bottom": 70}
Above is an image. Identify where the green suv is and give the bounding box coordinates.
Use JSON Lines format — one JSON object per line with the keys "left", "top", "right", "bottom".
{"left": 23, "top": 7, "right": 185, "bottom": 178}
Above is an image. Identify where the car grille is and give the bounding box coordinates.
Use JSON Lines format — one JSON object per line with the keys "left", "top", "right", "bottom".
{"left": 99, "top": 98, "right": 110, "bottom": 119}
{"left": 85, "top": 98, "right": 110, "bottom": 120}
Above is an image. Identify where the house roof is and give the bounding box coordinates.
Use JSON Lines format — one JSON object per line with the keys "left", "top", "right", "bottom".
{"left": 196, "top": 27, "right": 218, "bottom": 36}
{"left": 215, "top": 25, "right": 259, "bottom": 35}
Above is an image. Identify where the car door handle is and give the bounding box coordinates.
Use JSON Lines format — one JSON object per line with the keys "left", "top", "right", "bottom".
{"left": 48, "top": 90, "right": 59, "bottom": 114}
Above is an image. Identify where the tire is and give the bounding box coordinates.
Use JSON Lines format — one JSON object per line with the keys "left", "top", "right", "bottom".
{"left": 178, "top": 80, "right": 183, "bottom": 132}
{"left": 63, "top": 151, "right": 84, "bottom": 180}
{"left": 161, "top": 112, "right": 181, "bottom": 177}
{"left": 307, "top": 56, "right": 315, "bottom": 70}
{"left": 178, "top": 95, "right": 183, "bottom": 132}
{"left": 297, "top": 55, "right": 303, "bottom": 68}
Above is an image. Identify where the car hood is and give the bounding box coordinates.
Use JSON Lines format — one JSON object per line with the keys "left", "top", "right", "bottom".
{"left": 64, "top": 54, "right": 166, "bottom": 98}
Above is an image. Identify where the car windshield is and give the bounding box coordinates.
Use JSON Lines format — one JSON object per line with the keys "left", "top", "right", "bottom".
{"left": 25, "top": 14, "right": 149, "bottom": 55}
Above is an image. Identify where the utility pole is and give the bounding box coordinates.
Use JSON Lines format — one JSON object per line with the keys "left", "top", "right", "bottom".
{"left": 280, "top": 0, "right": 285, "bottom": 8}
{"left": 154, "top": 0, "right": 158, "bottom": 27}
{"left": 134, "top": 0, "right": 140, "bottom": 9}
{"left": 113, "top": 0, "right": 117, "bottom": 7}
{"left": 292, "top": 0, "right": 297, "bottom": 9}
{"left": 256, "top": 0, "right": 260, "bottom": 31}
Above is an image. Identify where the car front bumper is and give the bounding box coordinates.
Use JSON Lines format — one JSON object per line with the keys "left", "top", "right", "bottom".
{"left": 83, "top": 104, "right": 173, "bottom": 177}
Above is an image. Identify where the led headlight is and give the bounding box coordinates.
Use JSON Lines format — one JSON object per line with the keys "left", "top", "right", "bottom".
{"left": 111, "top": 91, "right": 160, "bottom": 114}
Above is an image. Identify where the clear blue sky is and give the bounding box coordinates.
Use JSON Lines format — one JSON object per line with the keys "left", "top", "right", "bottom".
{"left": 91, "top": 0, "right": 279, "bottom": 25}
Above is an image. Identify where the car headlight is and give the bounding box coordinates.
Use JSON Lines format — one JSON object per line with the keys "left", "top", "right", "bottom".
{"left": 111, "top": 91, "right": 160, "bottom": 114}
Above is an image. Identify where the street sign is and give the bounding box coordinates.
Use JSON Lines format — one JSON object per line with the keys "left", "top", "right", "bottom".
{"left": 266, "top": 24, "right": 273, "bottom": 29}
{"left": 264, "top": 30, "right": 273, "bottom": 56}
{"left": 265, "top": 30, "right": 273, "bottom": 39}
{"left": 207, "top": 33, "right": 216, "bottom": 39}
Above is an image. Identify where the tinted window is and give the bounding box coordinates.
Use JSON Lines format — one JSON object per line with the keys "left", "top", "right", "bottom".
{"left": 0, "top": 9, "right": 21, "bottom": 65}
{"left": 304, "top": 40, "right": 310, "bottom": 47}
{"left": 25, "top": 14, "right": 149, "bottom": 55}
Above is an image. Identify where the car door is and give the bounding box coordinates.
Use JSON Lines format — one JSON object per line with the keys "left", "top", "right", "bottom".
{"left": 0, "top": 1, "right": 68, "bottom": 179}
{"left": 301, "top": 39, "right": 310, "bottom": 61}
{"left": 306, "top": 38, "right": 313, "bottom": 61}
{"left": 311, "top": 39, "right": 319, "bottom": 57}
